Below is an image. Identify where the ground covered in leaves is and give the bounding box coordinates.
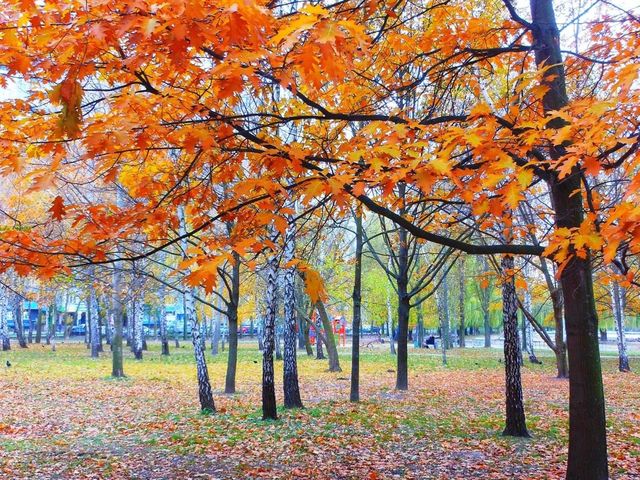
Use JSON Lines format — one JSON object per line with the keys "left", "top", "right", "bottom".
{"left": 0, "top": 341, "right": 638, "bottom": 479}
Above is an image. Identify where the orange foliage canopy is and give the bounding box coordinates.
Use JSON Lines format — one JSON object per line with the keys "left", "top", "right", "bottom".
{"left": 0, "top": 0, "right": 639, "bottom": 290}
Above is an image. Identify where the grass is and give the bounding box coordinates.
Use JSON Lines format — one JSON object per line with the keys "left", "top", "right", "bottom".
{"left": 0, "top": 340, "right": 638, "bottom": 479}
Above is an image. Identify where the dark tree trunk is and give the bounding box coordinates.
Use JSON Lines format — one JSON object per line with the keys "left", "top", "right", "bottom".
{"left": 225, "top": 253, "right": 241, "bottom": 394}
{"left": 14, "top": 297, "right": 27, "bottom": 349}
{"left": 350, "top": 213, "right": 363, "bottom": 402}
{"left": 501, "top": 256, "right": 529, "bottom": 437}
{"left": 395, "top": 218, "right": 410, "bottom": 390}
{"left": 529, "top": 0, "right": 608, "bottom": 476}
{"left": 35, "top": 311, "right": 43, "bottom": 344}
{"left": 262, "top": 246, "right": 278, "bottom": 420}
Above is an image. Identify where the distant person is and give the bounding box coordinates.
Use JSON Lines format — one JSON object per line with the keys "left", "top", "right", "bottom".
{"left": 425, "top": 335, "right": 436, "bottom": 349}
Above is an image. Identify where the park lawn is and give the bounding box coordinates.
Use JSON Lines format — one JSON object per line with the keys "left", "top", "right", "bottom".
{"left": 0, "top": 342, "right": 638, "bottom": 479}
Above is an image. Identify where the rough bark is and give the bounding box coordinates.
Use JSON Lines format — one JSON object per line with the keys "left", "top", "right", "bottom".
{"left": 529, "top": 0, "right": 608, "bottom": 475}
{"left": 262, "top": 244, "right": 278, "bottom": 420}
{"left": 501, "top": 256, "right": 529, "bottom": 437}
{"left": 283, "top": 218, "right": 303, "bottom": 408}
{"left": 131, "top": 269, "right": 144, "bottom": 360}
{"left": 395, "top": 220, "right": 410, "bottom": 390}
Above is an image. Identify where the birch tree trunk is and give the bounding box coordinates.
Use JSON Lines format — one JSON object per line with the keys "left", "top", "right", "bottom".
{"left": 610, "top": 281, "right": 630, "bottom": 372}
{"left": 0, "top": 284, "right": 11, "bottom": 351}
{"left": 262, "top": 241, "right": 278, "bottom": 420}
{"left": 131, "top": 268, "right": 144, "bottom": 360}
{"left": 283, "top": 219, "right": 303, "bottom": 408}
{"left": 501, "top": 255, "right": 529, "bottom": 437}
{"left": 179, "top": 206, "right": 215, "bottom": 412}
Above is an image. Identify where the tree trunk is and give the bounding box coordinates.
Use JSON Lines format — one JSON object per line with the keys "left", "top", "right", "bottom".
{"left": 437, "top": 269, "right": 450, "bottom": 365}
{"left": 386, "top": 288, "right": 396, "bottom": 355}
{"left": 35, "top": 310, "right": 43, "bottom": 344}
{"left": 111, "top": 263, "right": 125, "bottom": 378}
{"left": 350, "top": 212, "right": 363, "bottom": 402}
{"left": 610, "top": 281, "right": 630, "bottom": 372}
{"left": 479, "top": 256, "right": 491, "bottom": 348}
{"left": 89, "top": 285, "right": 100, "bottom": 358}
{"left": 283, "top": 218, "right": 303, "bottom": 408}
{"left": 14, "top": 295, "right": 27, "bottom": 348}
{"left": 262, "top": 243, "right": 278, "bottom": 420}
{"left": 315, "top": 300, "right": 341, "bottom": 372}
{"left": 529, "top": 0, "right": 608, "bottom": 475}
{"left": 225, "top": 252, "right": 241, "bottom": 394}
{"left": 394, "top": 215, "right": 410, "bottom": 391}
{"left": 0, "top": 284, "right": 11, "bottom": 351}
{"left": 522, "top": 276, "right": 539, "bottom": 364}
{"left": 315, "top": 316, "right": 326, "bottom": 360}
{"left": 131, "top": 269, "right": 144, "bottom": 360}
{"left": 159, "top": 285, "right": 169, "bottom": 356}
{"left": 501, "top": 255, "right": 529, "bottom": 437}
{"left": 458, "top": 256, "right": 466, "bottom": 348}
{"left": 187, "top": 288, "right": 216, "bottom": 412}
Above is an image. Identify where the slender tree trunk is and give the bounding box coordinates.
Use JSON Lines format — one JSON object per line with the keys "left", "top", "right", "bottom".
{"left": 89, "top": 285, "right": 100, "bottom": 358}
{"left": 610, "top": 281, "right": 630, "bottom": 372}
{"left": 262, "top": 243, "right": 278, "bottom": 420}
{"left": 529, "top": 0, "right": 608, "bottom": 475}
{"left": 479, "top": 256, "right": 492, "bottom": 348}
{"left": 178, "top": 206, "right": 215, "bottom": 411}
{"left": 438, "top": 270, "right": 449, "bottom": 366}
{"left": 0, "top": 284, "right": 11, "bottom": 351}
{"left": 131, "top": 268, "right": 144, "bottom": 360}
{"left": 458, "top": 256, "right": 466, "bottom": 348}
{"left": 159, "top": 285, "right": 169, "bottom": 356}
{"left": 275, "top": 327, "right": 282, "bottom": 361}
{"left": 386, "top": 288, "right": 396, "bottom": 355}
{"left": 186, "top": 287, "right": 216, "bottom": 412}
{"left": 315, "top": 316, "right": 325, "bottom": 360}
{"left": 225, "top": 252, "right": 241, "bottom": 394}
{"left": 111, "top": 263, "right": 125, "bottom": 378}
{"left": 211, "top": 295, "right": 221, "bottom": 356}
{"left": 501, "top": 256, "right": 529, "bottom": 437}
{"left": 395, "top": 217, "right": 410, "bottom": 391}
{"left": 350, "top": 213, "right": 363, "bottom": 401}
{"left": 35, "top": 310, "right": 43, "bottom": 344}
{"left": 283, "top": 220, "right": 303, "bottom": 408}
{"left": 315, "top": 300, "right": 341, "bottom": 372}
{"left": 14, "top": 296, "right": 27, "bottom": 348}
{"left": 523, "top": 278, "right": 539, "bottom": 364}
